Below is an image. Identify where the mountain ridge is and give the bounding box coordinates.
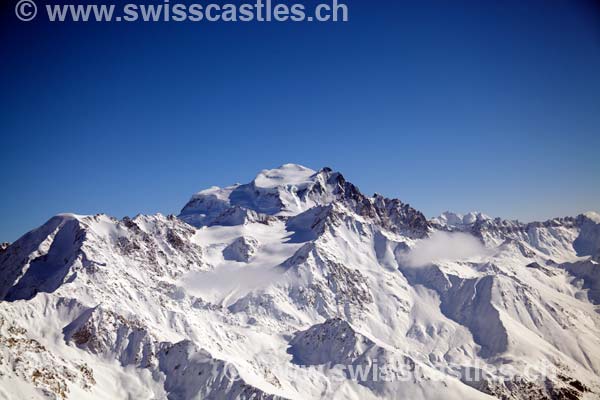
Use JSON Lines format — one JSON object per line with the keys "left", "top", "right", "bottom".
{"left": 1, "top": 164, "right": 599, "bottom": 400}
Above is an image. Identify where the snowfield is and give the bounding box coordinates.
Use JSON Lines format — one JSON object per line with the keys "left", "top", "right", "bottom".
{"left": 1, "top": 164, "right": 599, "bottom": 400}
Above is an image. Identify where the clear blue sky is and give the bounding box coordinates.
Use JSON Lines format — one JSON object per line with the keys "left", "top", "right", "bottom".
{"left": 1, "top": 0, "right": 599, "bottom": 242}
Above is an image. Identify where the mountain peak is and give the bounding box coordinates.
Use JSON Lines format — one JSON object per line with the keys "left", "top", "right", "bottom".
{"left": 253, "top": 164, "right": 316, "bottom": 189}
{"left": 178, "top": 164, "right": 430, "bottom": 237}
{"left": 179, "top": 164, "right": 348, "bottom": 226}
{"left": 583, "top": 211, "right": 600, "bottom": 223}
{"left": 432, "top": 211, "right": 492, "bottom": 228}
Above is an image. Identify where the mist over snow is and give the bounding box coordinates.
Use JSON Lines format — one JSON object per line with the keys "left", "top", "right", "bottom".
{"left": 400, "top": 231, "right": 491, "bottom": 267}
{"left": 181, "top": 264, "right": 290, "bottom": 304}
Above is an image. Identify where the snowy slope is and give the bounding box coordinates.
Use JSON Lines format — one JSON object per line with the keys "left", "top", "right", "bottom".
{"left": 1, "top": 164, "right": 599, "bottom": 400}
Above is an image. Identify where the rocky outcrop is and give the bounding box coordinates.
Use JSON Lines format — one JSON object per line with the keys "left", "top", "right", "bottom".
{"left": 223, "top": 236, "right": 259, "bottom": 262}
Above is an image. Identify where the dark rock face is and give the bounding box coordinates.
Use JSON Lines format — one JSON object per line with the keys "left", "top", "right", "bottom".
{"left": 318, "top": 169, "right": 430, "bottom": 237}
{"left": 0, "top": 242, "right": 9, "bottom": 253}
{"left": 573, "top": 214, "right": 600, "bottom": 260}
{"left": 373, "top": 195, "right": 430, "bottom": 237}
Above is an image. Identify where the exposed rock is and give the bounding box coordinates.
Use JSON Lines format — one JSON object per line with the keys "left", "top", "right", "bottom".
{"left": 223, "top": 236, "right": 259, "bottom": 262}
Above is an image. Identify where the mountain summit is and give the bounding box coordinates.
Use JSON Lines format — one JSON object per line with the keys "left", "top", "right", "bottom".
{"left": 1, "top": 165, "right": 599, "bottom": 400}
{"left": 180, "top": 164, "right": 429, "bottom": 236}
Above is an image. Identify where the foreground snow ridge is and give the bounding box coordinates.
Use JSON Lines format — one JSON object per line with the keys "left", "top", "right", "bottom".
{"left": 1, "top": 164, "right": 599, "bottom": 400}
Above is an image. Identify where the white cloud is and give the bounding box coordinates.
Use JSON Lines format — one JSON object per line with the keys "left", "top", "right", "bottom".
{"left": 399, "top": 231, "right": 490, "bottom": 267}
{"left": 181, "top": 265, "right": 287, "bottom": 303}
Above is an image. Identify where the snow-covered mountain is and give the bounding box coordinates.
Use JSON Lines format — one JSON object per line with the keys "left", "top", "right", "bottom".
{"left": 1, "top": 164, "right": 599, "bottom": 400}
